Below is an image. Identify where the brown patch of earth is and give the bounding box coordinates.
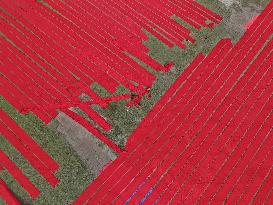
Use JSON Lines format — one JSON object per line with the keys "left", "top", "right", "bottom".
{"left": 218, "top": 0, "right": 240, "bottom": 8}
{"left": 219, "top": 0, "right": 268, "bottom": 40}
{"left": 54, "top": 112, "right": 117, "bottom": 177}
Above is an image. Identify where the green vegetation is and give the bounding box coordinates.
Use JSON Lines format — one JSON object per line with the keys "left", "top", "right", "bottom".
{"left": 90, "top": 0, "right": 235, "bottom": 148}
{"left": 0, "top": 97, "right": 92, "bottom": 205}
{"left": 1, "top": 0, "right": 270, "bottom": 204}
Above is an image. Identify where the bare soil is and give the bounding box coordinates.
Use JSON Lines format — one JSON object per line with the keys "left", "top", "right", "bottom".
{"left": 55, "top": 112, "right": 116, "bottom": 177}
{"left": 218, "top": 0, "right": 239, "bottom": 8}
{"left": 220, "top": 0, "right": 266, "bottom": 40}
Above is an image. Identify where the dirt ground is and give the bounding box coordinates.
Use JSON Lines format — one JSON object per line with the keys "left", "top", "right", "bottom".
{"left": 222, "top": 0, "right": 266, "bottom": 39}
{"left": 54, "top": 112, "right": 116, "bottom": 177}
{"left": 218, "top": 0, "right": 239, "bottom": 8}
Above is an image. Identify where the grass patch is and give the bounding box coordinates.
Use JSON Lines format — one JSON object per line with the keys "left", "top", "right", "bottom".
{"left": 88, "top": 0, "right": 234, "bottom": 149}
{"left": 0, "top": 97, "right": 92, "bottom": 205}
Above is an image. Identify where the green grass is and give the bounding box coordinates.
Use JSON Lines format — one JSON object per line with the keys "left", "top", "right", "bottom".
{"left": 89, "top": 0, "right": 235, "bottom": 148}
{"left": 0, "top": 97, "right": 92, "bottom": 205}
{"left": 1, "top": 0, "right": 269, "bottom": 204}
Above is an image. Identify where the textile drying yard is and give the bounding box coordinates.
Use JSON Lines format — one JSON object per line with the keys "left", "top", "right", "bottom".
{"left": 0, "top": 0, "right": 272, "bottom": 204}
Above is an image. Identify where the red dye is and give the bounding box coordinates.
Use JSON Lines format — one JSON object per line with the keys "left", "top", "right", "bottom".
{"left": 164, "top": 61, "right": 174, "bottom": 70}
{"left": 73, "top": 1, "right": 273, "bottom": 204}
{"left": 0, "top": 179, "right": 21, "bottom": 205}
{"left": 0, "top": 109, "right": 59, "bottom": 198}
{"left": 0, "top": 0, "right": 221, "bottom": 152}
{"left": 244, "top": 14, "right": 260, "bottom": 30}
{"left": 0, "top": 149, "right": 41, "bottom": 199}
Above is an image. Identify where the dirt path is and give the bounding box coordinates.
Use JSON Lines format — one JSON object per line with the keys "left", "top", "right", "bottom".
{"left": 218, "top": 0, "right": 268, "bottom": 40}
{"left": 218, "top": 0, "right": 239, "bottom": 8}
{"left": 54, "top": 112, "right": 117, "bottom": 177}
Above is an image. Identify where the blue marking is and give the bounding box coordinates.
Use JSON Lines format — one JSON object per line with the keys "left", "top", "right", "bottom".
{"left": 138, "top": 187, "right": 154, "bottom": 205}
{"left": 124, "top": 181, "right": 145, "bottom": 205}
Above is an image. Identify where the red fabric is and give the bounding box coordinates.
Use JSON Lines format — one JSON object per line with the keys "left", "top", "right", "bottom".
{"left": 0, "top": 179, "right": 21, "bottom": 205}
{"left": 72, "top": 1, "right": 273, "bottom": 204}
{"left": 244, "top": 14, "right": 260, "bottom": 30}
{"left": 0, "top": 0, "right": 221, "bottom": 153}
